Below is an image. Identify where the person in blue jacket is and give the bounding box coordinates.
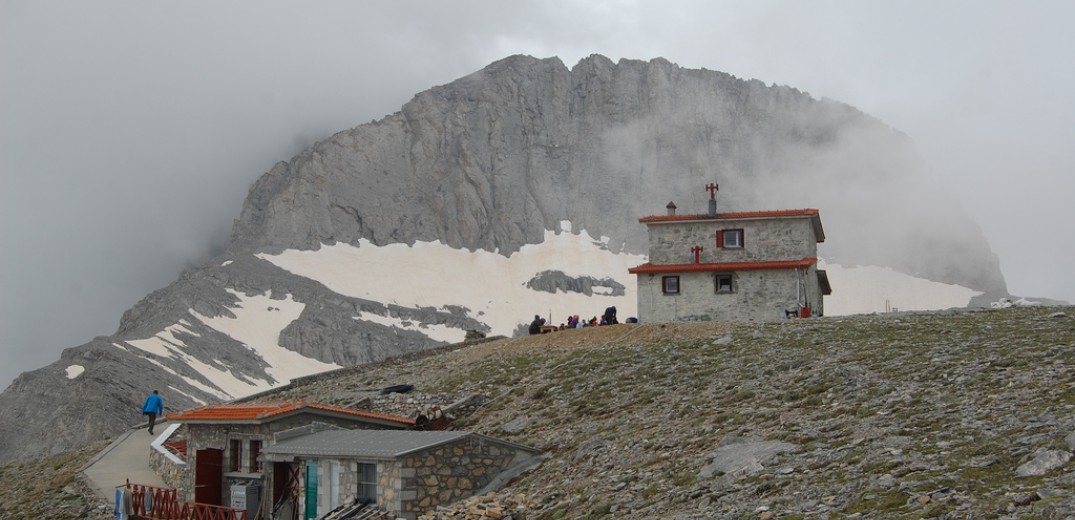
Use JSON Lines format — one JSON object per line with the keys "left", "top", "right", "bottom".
{"left": 141, "top": 390, "right": 163, "bottom": 435}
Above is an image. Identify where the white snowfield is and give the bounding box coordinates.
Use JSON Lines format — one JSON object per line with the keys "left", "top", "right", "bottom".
{"left": 104, "top": 222, "right": 983, "bottom": 401}
{"left": 820, "top": 261, "right": 982, "bottom": 315}
{"left": 258, "top": 221, "right": 647, "bottom": 338}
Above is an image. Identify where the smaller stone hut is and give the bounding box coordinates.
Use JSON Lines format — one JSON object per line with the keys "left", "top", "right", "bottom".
{"left": 263, "top": 427, "right": 541, "bottom": 520}
{"left": 162, "top": 400, "right": 415, "bottom": 518}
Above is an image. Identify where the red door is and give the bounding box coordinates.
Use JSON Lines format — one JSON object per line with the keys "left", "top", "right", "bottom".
{"left": 195, "top": 448, "right": 224, "bottom": 505}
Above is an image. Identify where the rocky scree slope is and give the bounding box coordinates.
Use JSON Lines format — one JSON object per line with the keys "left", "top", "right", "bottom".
{"left": 0, "top": 53, "right": 1007, "bottom": 465}
{"left": 262, "top": 306, "right": 1073, "bottom": 519}
{"left": 3, "top": 306, "right": 1073, "bottom": 519}
{"left": 0, "top": 441, "right": 109, "bottom": 520}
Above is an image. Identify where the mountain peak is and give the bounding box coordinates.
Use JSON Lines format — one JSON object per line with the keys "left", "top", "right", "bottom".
{"left": 0, "top": 54, "right": 1007, "bottom": 463}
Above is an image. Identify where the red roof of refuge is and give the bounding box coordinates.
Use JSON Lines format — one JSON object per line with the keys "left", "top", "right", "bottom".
{"left": 628, "top": 257, "right": 818, "bottom": 275}
{"left": 165, "top": 400, "right": 415, "bottom": 427}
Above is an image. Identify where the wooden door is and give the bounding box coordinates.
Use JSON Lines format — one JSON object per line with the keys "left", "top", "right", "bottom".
{"left": 194, "top": 448, "right": 224, "bottom": 505}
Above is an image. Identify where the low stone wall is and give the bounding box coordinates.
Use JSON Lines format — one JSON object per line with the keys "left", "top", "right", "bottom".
{"left": 149, "top": 447, "right": 188, "bottom": 495}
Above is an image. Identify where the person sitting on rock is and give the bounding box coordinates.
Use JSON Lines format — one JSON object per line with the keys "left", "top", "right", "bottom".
{"left": 528, "top": 315, "right": 543, "bottom": 335}
{"left": 603, "top": 306, "right": 618, "bottom": 325}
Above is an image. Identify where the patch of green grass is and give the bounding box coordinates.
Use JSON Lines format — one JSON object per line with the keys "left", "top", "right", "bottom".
{"left": 583, "top": 502, "right": 612, "bottom": 518}
{"left": 543, "top": 506, "right": 569, "bottom": 519}
{"left": 854, "top": 404, "right": 876, "bottom": 418}
{"left": 731, "top": 388, "right": 755, "bottom": 401}
{"left": 843, "top": 490, "right": 908, "bottom": 514}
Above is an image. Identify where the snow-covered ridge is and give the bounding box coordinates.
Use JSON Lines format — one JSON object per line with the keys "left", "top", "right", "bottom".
{"left": 115, "top": 290, "right": 340, "bottom": 400}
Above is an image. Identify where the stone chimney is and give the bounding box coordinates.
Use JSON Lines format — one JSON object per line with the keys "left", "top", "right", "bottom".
{"left": 666, "top": 201, "right": 677, "bottom": 216}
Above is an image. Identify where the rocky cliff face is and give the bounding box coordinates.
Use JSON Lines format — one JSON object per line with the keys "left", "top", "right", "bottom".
{"left": 0, "top": 54, "right": 1007, "bottom": 463}
{"left": 232, "top": 54, "right": 1004, "bottom": 296}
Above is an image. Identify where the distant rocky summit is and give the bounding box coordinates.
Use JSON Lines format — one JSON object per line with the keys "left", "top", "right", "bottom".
{"left": 0, "top": 54, "right": 1007, "bottom": 463}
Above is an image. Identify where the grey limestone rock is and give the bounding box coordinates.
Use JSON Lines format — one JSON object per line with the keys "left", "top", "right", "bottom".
{"left": 525, "top": 270, "right": 626, "bottom": 296}
{"left": 501, "top": 415, "right": 534, "bottom": 435}
{"left": 1016, "top": 449, "right": 1072, "bottom": 477}
{"left": 698, "top": 436, "right": 799, "bottom": 479}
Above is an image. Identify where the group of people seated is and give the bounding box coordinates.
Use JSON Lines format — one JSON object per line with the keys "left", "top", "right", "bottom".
{"left": 528, "top": 306, "right": 637, "bottom": 335}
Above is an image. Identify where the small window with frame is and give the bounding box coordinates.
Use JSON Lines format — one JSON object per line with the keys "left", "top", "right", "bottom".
{"left": 717, "top": 229, "right": 744, "bottom": 249}
{"left": 250, "top": 440, "right": 263, "bottom": 473}
{"left": 358, "top": 463, "right": 377, "bottom": 504}
{"left": 229, "top": 439, "right": 243, "bottom": 472}
{"left": 662, "top": 276, "right": 680, "bottom": 294}
{"left": 715, "top": 274, "right": 734, "bottom": 293}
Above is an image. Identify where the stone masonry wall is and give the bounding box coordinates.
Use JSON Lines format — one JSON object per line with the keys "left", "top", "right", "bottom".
{"left": 637, "top": 267, "right": 820, "bottom": 322}
{"left": 807, "top": 264, "right": 824, "bottom": 316}
{"left": 398, "top": 438, "right": 531, "bottom": 520}
{"left": 149, "top": 448, "right": 188, "bottom": 494}
{"left": 379, "top": 460, "right": 402, "bottom": 514}
{"left": 646, "top": 217, "right": 817, "bottom": 265}
{"left": 181, "top": 423, "right": 270, "bottom": 502}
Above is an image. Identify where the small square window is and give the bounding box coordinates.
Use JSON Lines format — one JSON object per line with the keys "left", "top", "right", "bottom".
{"left": 721, "top": 229, "right": 744, "bottom": 249}
{"left": 715, "top": 274, "right": 734, "bottom": 293}
{"left": 662, "top": 276, "right": 680, "bottom": 294}
{"left": 358, "top": 463, "right": 377, "bottom": 504}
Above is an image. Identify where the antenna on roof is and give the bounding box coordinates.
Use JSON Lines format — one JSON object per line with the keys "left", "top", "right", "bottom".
{"left": 705, "top": 183, "right": 719, "bottom": 217}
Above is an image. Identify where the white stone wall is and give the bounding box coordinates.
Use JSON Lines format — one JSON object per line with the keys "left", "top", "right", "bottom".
{"left": 636, "top": 266, "right": 823, "bottom": 322}
{"left": 646, "top": 217, "right": 817, "bottom": 264}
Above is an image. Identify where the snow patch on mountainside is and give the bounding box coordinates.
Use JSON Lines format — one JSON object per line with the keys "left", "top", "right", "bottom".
{"left": 822, "top": 262, "right": 982, "bottom": 315}
{"left": 190, "top": 289, "right": 341, "bottom": 389}
{"left": 114, "top": 290, "right": 340, "bottom": 401}
{"left": 65, "top": 365, "right": 84, "bottom": 379}
{"left": 139, "top": 355, "right": 231, "bottom": 399}
{"left": 124, "top": 326, "right": 268, "bottom": 399}
{"left": 259, "top": 223, "right": 647, "bottom": 336}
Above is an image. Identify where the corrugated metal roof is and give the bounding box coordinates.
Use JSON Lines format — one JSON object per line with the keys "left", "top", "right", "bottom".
{"left": 263, "top": 430, "right": 472, "bottom": 460}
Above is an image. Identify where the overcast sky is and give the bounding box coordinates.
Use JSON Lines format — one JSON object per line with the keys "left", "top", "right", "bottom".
{"left": 2, "top": 0, "right": 1073, "bottom": 390}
